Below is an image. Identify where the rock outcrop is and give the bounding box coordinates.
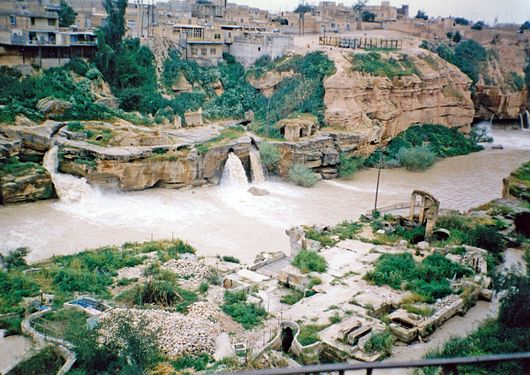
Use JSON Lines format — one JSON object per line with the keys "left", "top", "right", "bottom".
{"left": 324, "top": 51, "right": 475, "bottom": 147}
{"left": 0, "top": 165, "right": 55, "bottom": 204}
{"left": 248, "top": 70, "right": 294, "bottom": 97}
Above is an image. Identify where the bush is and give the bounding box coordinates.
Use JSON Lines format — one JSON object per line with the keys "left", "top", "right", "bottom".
{"left": 280, "top": 289, "right": 304, "bottom": 305}
{"left": 397, "top": 146, "right": 436, "bottom": 171}
{"left": 468, "top": 225, "right": 504, "bottom": 254}
{"left": 0, "top": 271, "right": 41, "bottom": 313}
{"left": 221, "top": 255, "right": 240, "bottom": 264}
{"left": 289, "top": 164, "right": 318, "bottom": 187}
{"left": 297, "top": 324, "right": 327, "bottom": 346}
{"left": 171, "top": 353, "right": 213, "bottom": 371}
{"left": 338, "top": 153, "right": 363, "bottom": 177}
{"left": 363, "top": 331, "right": 394, "bottom": 357}
{"left": 471, "top": 21, "right": 485, "bottom": 30}
{"left": 259, "top": 142, "right": 281, "bottom": 171}
{"left": 454, "top": 17, "right": 469, "bottom": 26}
{"left": 415, "top": 10, "right": 428, "bottom": 20}
{"left": 365, "top": 125, "right": 482, "bottom": 168}
{"left": 10, "top": 347, "right": 63, "bottom": 375}
{"left": 2, "top": 247, "right": 29, "bottom": 270}
{"left": 292, "top": 250, "right": 328, "bottom": 273}
{"left": 365, "top": 253, "right": 472, "bottom": 302}
{"left": 132, "top": 280, "right": 198, "bottom": 313}
{"left": 222, "top": 290, "right": 267, "bottom": 329}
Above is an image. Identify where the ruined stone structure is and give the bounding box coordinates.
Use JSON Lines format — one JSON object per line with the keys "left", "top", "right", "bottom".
{"left": 409, "top": 190, "right": 439, "bottom": 238}
{"left": 277, "top": 115, "right": 318, "bottom": 142}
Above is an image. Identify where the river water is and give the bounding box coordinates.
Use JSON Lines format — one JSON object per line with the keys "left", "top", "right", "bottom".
{"left": 1, "top": 126, "right": 529, "bottom": 264}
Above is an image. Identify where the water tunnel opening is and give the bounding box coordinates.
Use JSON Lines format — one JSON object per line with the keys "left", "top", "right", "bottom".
{"left": 228, "top": 147, "right": 235, "bottom": 154}
{"left": 281, "top": 327, "right": 294, "bottom": 353}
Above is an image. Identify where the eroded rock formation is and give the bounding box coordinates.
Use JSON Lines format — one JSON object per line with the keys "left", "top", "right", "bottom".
{"left": 324, "top": 51, "right": 475, "bottom": 148}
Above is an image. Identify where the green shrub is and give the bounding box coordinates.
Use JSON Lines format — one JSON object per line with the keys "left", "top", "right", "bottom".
{"left": 304, "top": 227, "right": 337, "bottom": 247}
{"left": 297, "top": 324, "right": 327, "bottom": 346}
{"left": 338, "top": 153, "right": 363, "bottom": 177}
{"left": 365, "top": 252, "right": 472, "bottom": 302}
{"left": 363, "top": 330, "right": 394, "bottom": 357}
{"left": 0, "top": 316, "right": 23, "bottom": 336}
{"left": 222, "top": 290, "right": 267, "bottom": 329}
{"left": 365, "top": 125, "right": 482, "bottom": 168}
{"left": 506, "top": 72, "right": 525, "bottom": 91}
{"left": 171, "top": 353, "right": 213, "bottom": 371}
{"left": 471, "top": 21, "right": 485, "bottom": 30}
{"left": 0, "top": 271, "right": 41, "bottom": 313}
{"left": 10, "top": 347, "right": 63, "bottom": 375}
{"left": 259, "top": 142, "right": 281, "bottom": 171}
{"left": 329, "top": 312, "right": 342, "bottom": 324}
{"left": 332, "top": 220, "right": 363, "bottom": 240}
{"left": 132, "top": 280, "right": 198, "bottom": 313}
{"left": 468, "top": 225, "right": 504, "bottom": 254}
{"left": 289, "top": 164, "right": 318, "bottom": 187}
{"left": 292, "top": 250, "right": 328, "bottom": 273}
{"left": 281, "top": 289, "right": 305, "bottom": 305}
{"left": 67, "top": 121, "right": 85, "bottom": 131}
{"left": 198, "top": 282, "right": 209, "bottom": 294}
{"left": 2, "top": 247, "right": 29, "bottom": 270}
{"left": 221, "top": 255, "right": 240, "bottom": 264}
{"left": 0, "top": 157, "right": 45, "bottom": 177}
{"left": 397, "top": 146, "right": 436, "bottom": 171}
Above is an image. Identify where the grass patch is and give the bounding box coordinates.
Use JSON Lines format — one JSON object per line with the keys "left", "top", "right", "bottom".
{"left": 351, "top": 52, "right": 419, "bottom": 79}
{"left": 363, "top": 330, "right": 394, "bottom": 357}
{"left": 281, "top": 289, "right": 305, "bottom": 305}
{"left": 10, "top": 347, "right": 63, "bottom": 375}
{"left": 402, "top": 304, "right": 433, "bottom": 317}
{"left": 292, "top": 250, "right": 328, "bottom": 273}
{"left": 221, "top": 255, "right": 241, "bottom": 264}
{"left": 338, "top": 153, "right": 364, "bottom": 177}
{"left": 0, "top": 157, "right": 46, "bottom": 177}
{"left": 297, "top": 324, "right": 328, "bottom": 346}
{"left": 128, "top": 280, "right": 198, "bottom": 313}
{"left": 171, "top": 353, "right": 213, "bottom": 372}
{"left": 365, "top": 252, "right": 473, "bottom": 303}
{"left": 259, "top": 142, "right": 281, "bottom": 171}
{"left": 222, "top": 290, "right": 267, "bottom": 329}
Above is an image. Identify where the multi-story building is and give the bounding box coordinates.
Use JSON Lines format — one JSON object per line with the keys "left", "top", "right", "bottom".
{"left": 0, "top": 0, "right": 97, "bottom": 67}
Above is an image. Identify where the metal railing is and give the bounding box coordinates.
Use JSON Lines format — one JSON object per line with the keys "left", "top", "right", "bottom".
{"left": 228, "top": 352, "right": 530, "bottom": 375}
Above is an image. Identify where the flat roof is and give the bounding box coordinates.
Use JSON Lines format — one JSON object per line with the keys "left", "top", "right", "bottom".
{"left": 173, "top": 24, "right": 205, "bottom": 29}
{"left": 187, "top": 40, "right": 224, "bottom": 44}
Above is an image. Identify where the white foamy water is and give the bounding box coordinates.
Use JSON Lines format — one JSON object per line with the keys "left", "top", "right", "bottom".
{"left": 43, "top": 146, "right": 94, "bottom": 203}
{"left": 249, "top": 147, "right": 266, "bottom": 183}
{"left": 221, "top": 152, "right": 248, "bottom": 187}
{"left": 1, "top": 126, "right": 529, "bottom": 264}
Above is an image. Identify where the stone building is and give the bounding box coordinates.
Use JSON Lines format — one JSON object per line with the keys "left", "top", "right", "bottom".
{"left": 277, "top": 115, "right": 318, "bottom": 142}
{"left": 0, "top": 0, "right": 97, "bottom": 67}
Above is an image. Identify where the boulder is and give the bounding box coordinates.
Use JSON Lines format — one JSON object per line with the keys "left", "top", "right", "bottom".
{"left": 248, "top": 186, "right": 269, "bottom": 196}
{"left": 0, "top": 165, "right": 55, "bottom": 204}
{"left": 36, "top": 97, "right": 72, "bottom": 117}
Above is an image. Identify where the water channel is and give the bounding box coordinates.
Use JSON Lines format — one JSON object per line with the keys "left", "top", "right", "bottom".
{"left": 1, "top": 125, "right": 529, "bottom": 264}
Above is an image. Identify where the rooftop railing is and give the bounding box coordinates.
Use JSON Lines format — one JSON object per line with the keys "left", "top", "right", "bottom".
{"left": 228, "top": 352, "right": 530, "bottom": 375}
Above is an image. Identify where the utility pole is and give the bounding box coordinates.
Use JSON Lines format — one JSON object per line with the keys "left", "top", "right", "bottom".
{"left": 373, "top": 151, "right": 382, "bottom": 213}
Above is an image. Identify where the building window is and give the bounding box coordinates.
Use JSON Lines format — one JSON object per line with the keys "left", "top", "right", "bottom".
{"left": 127, "top": 20, "right": 136, "bottom": 29}
{"left": 31, "top": 17, "right": 35, "bottom": 25}
{"left": 9, "top": 15, "right": 16, "bottom": 25}
{"left": 257, "top": 47, "right": 261, "bottom": 51}
{"left": 201, "top": 47, "right": 207, "bottom": 55}
{"left": 210, "top": 48, "right": 216, "bottom": 55}
{"left": 191, "top": 47, "right": 197, "bottom": 55}
{"left": 48, "top": 18, "right": 56, "bottom": 26}
{"left": 214, "top": 33, "right": 221, "bottom": 39}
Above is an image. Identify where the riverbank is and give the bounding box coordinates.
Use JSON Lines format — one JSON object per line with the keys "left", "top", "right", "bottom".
{"left": 1, "top": 126, "right": 529, "bottom": 264}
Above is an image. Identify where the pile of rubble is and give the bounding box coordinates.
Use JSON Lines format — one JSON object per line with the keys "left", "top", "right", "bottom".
{"left": 99, "top": 308, "right": 222, "bottom": 357}
{"left": 161, "top": 259, "right": 212, "bottom": 289}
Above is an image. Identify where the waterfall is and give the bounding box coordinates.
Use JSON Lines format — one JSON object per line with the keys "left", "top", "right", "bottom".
{"left": 43, "top": 146, "right": 94, "bottom": 203}
{"left": 489, "top": 113, "right": 495, "bottom": 126}
{"left": 221, "top": 152, "right": 248, "bottom": 187}
{"left": 249, "top": 147, "right": 265, "bottom": 184}
{"left": 520, "top": 113, "right": 524, "bottom": 130}
{"left": 526, "top": 110, "right": 530, "bottom": 130}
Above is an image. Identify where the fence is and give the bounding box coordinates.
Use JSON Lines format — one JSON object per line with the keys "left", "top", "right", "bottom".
{"left": 319, "top": 35, "right": 402, "bottom": 50}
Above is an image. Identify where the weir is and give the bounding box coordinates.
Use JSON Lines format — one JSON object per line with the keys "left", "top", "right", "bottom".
{"left": 249, "top": 147, "right": 265, "bottom": 184}
{"left": 43, "top": 145, "right": 93, "bottom": 203}
{"left": 221, "top": 152, "right": 248, "bottom": 187}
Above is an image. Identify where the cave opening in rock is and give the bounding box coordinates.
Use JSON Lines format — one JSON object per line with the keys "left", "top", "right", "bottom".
{"left": 281, "top": 327, "right": 294, "bottom": 353}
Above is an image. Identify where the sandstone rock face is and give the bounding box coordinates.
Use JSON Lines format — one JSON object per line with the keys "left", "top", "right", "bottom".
{"left": 324, "top": 51, "right": 475, "bottom": 146}
{"left": 58, "top": 135, "right": 253, "bottom": 191}
{"left": 90, "top": 78, "right": 119, "bottom": 109}
{"left": 171, "top": 74, "right": 193, "bottom": 93}
{"left": 36, "top": 98, "right": 72, "bottom": 117}
{"left": 0, "top": 166, "right": 55, "bottom": 204}
{"left": 474, "top": 87, "right": 527, "bottom": 119}
{"left": 248, "top": 70, "right": 294, "bottom": 97}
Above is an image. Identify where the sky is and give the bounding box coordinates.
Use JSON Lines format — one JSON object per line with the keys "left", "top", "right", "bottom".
{"left": 232, "top": 0, "right": 530, "bottom": 25}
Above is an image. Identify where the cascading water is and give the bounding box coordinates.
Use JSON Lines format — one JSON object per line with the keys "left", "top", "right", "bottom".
{"left": 221, "top": 152, "right": 248, "bottom": 187}
{"left": 249, "top": 147, "right": 265, "bottom": 184}
{"left": 526, "top": 110, "right": 530, "bottom": 130}
{"left": 43, "top": 146, "right": 93, "bottom": 203}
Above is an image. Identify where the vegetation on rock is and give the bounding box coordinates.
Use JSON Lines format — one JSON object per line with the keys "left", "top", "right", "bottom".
{"left": 259, "top": 142, "right": 281, "bottom": 171}
{"left": 222, "top": 290, "right": 267, "bottom": 329}
{"left": 350, "top": 52, "right": 419, "bottom": 79}
{"left": 363, "top": 330, "right": 394, "bottom": 357}
{"left": 365, "top": 253, "right": 473, "bottom": 302}
{"left": 292, "top": 250, "right": 328, "bottom": 273}
{"left": 365, "top": 124, "right": 482, "bottom": 168}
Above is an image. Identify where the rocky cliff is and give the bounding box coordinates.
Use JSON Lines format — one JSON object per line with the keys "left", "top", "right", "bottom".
{"left": 323, "top": 50, "right": 475, "bottom": 153}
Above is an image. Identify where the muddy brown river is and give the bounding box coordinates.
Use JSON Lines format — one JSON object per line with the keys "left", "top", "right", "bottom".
{"left": 1, "top": 126, "right": 529, "bottom": 263}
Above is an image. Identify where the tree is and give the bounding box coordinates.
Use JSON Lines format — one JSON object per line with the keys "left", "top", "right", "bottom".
{"left": 452, "top": 30, "right": 462, "bottom": 43}
{"left": 294, "top": 4, "right": 314, "bottom": 14}
{"left": 520, "top": 21, "right": 530, "bottom": 33}
{"left": 454, "top": 17, "right": 469, "bottom": 26}
{"left": 100, "top": 0, "right": 128, "bottom": 50}
{"left": 353, "top": 0, "right": 367, "bottom": 13}
{"left": 471, "top": 21, "right": 485, "bottom": 30}
{"left": 415, "top": 10, "right": 428, "bottom": 20}
{"left": 362, "top": 11, "right": 376, "bottom": 22}
{"left": 58, "top": 0, "right": 76, "bottom": 27}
